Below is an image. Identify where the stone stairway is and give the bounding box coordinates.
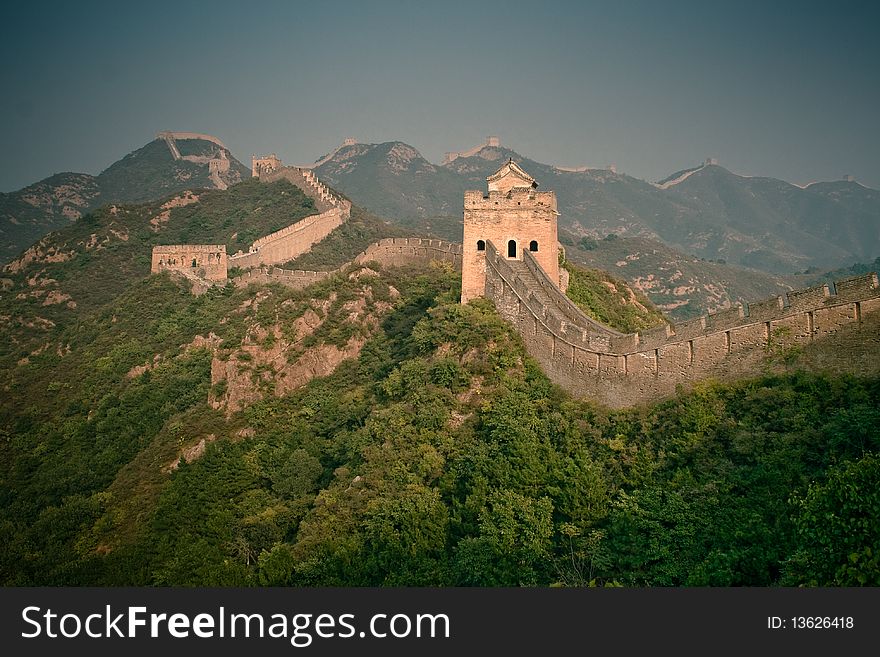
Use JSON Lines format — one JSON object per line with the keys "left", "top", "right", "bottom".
{"left": 506, "top": 258, "right": 585, "bottom": 329}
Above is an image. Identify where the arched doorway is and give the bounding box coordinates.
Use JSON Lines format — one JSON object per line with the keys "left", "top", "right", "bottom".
{"left": 507, "top": 240, "right": 517, "bottom": 258}
{"left": 529, "top": 240, "right": 538, "bottom": 252}
{"left": 477, "top": 239, "right": 486, "bottom": 251}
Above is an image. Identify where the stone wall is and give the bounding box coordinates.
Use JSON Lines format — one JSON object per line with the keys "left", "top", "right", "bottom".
{"left": 354, "top": 237, "right": 462, "bottom": 269}
{"left": 229, "top": 166, "right": 350, "bottom": 270}
{"left": 228, "top": 205, "right": 348, "bottom": 270}
{"left": 153, "top": 166, "right": 352, "bottom": 278}
{"left": 157, "top": 131, "right": 228, "bottom": 150}
{"left": 484, "top": 240, "right": 880, "bottom": 407}
{"left": 151, "top": 244, "right": 227, "bottom": 282}
{"left": 232, "top": 267, "right": 333, "bottom": 290}
{"left": 252, "top": 154, "right": 283, "bottom": 178}
{"left": 231, "top": 238, "right": 462, "bottom": 289}
{"left": 258, "top": 166, "right": 344, "bottom": 214}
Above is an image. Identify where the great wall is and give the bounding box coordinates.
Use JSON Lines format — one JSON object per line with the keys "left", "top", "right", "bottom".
{"left": 151, "top": 155, "right": 351, "bottom": 280}
{"left": 151, "top": 156, "right": 880, "bottom": 408}
{"left": 466, "top": 162, "right": 880, "bottom": 406}
{"left": 230, "top": 237, "right": 462, "bottom": 290}
{"left": 485, "top": 242, "right": 880, "bottom": 407}
{"left": 156, "top": 131, "right": 235, "bottom": 190}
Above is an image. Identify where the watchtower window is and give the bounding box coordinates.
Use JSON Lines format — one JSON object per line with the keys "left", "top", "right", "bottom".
{"left": 191, "top": 258, "right": 197, "bottom": 268}
{"left": 529, "top": 240, "right": 538, "bottom": 252}
{"left": 476, "top": 240, "right": 486, "bottom": 252}
{"left": 507, "top": 240, "right": 517, "bottom": 258}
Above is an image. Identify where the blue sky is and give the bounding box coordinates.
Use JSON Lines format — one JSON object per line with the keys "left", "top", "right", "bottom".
{"left": 1, "top": 0, "right": 878, "bottom": 191}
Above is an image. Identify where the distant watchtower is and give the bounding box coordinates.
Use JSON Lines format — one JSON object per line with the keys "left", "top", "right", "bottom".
{"left": 461, "top": 159, "right": 559, "bottom": 303}
{"left": 252, "top": 153, "right": 283, "bottom": 177}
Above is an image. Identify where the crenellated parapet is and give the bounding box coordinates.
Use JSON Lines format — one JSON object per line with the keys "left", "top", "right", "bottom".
{"left": 257, "top": 165, "right": 347, "bottom": 214}
{"left": 353, "top": 237, "right": 462, "bottom": 269}
{"left": 231, "top": 267, "right": 334, "bottom": 290}
{"left": 230, "top": 238, "right": 463, "bottom": 289}
{"left": 483, "top": 238, "right": 880, "bottom": 407}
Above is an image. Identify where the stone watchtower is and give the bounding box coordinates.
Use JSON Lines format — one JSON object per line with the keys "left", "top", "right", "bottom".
{"left": 252, "top": 153, "right": 283, "bottom": 178}
{"left": 461, "top": 159, "right": 559, "bottom": 303}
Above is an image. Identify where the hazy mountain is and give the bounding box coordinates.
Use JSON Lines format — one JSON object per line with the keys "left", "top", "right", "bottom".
{"left": 660, "top": 166, "right": 877, "bottom": 272}
{"left": 0, "top": 172, "right": 102, "bottom": 266}
{"left": 0, "top": 136, "right": 249, "bottom": 264}
{"left": 314, "top": 141, "right": 465, "bottom": 237}
{"left": 314, "top": 141, "right": 880, "bottom": 275}
{"left": 562, "top": 233, "right": 796, "bottom": 319}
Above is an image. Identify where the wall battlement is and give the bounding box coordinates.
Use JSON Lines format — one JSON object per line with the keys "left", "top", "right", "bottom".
{"left": 230, "top": 238, "right": 462, "bottom": 290}
{"left": 483, "top": 237, "right": 880, "bottom": 407}
{"left": 464, "top": 188, "right": 557, "bottom": 210}
{"left": 354, "top": 237, "right": 462, "bottom": 269}
{"left": 258, "top": 165, "right": 346, "bottom": 214}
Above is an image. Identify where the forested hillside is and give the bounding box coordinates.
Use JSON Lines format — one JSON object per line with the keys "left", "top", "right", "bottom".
{"left": 0, "top": 176, "right": 876, "bottom": 588}
{"left": 1, "top": 261, "right": 876, "bottom": 586}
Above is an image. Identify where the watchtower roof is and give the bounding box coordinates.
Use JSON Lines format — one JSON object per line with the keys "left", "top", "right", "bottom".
{"left": 487, "top": 159, "right": 538, "bottom": 192}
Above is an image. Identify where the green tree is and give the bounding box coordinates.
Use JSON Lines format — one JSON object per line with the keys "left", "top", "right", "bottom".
{"left": 784, "top": 454, "right": 880, "bottom": 586}
{"left": 453, "top": 490, "right": 553, "bottom": 586}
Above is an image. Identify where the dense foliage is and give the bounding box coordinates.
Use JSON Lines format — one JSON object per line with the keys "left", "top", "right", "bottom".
{"left": 562, "top": 259, "right": 666, "bottom": 332}
{"left": 1, "top": 261, "right": 877, "bottom": 586}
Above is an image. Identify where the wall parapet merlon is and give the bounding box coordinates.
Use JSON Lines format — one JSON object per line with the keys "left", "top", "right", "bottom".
{"left": 786, "top": 283, "right": 831, "bottom": 313}
{"left": 354, "top": 237, "right": 463, "bottom": 268}
{"left": 230, "top": 238, "right": 465, "bottom": 289}
{"left": 827, "top": 272, "right": 879, "bottom": 301}
{"left": 231, "top": 266, "right": 334, "bottom": 289}
{"left": 258, "top": 166, "right": 349, "bottom": 214}
{"left": 484, "top": 240, "right": 880, "bottom": 407}
{"left": 648, "top": 275, "right": 879, "bottom": 351}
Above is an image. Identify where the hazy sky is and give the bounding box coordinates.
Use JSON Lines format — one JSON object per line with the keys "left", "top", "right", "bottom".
{"left": 2, "top": 0, "right": 878, "bottom": 191}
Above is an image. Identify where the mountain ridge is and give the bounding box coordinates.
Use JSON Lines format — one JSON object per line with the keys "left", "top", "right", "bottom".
{"left": 313, "top": 139, "right": 879, "bottom": 275}
{"left": 1, "top": 135, "right": 249, "bottom": 264}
